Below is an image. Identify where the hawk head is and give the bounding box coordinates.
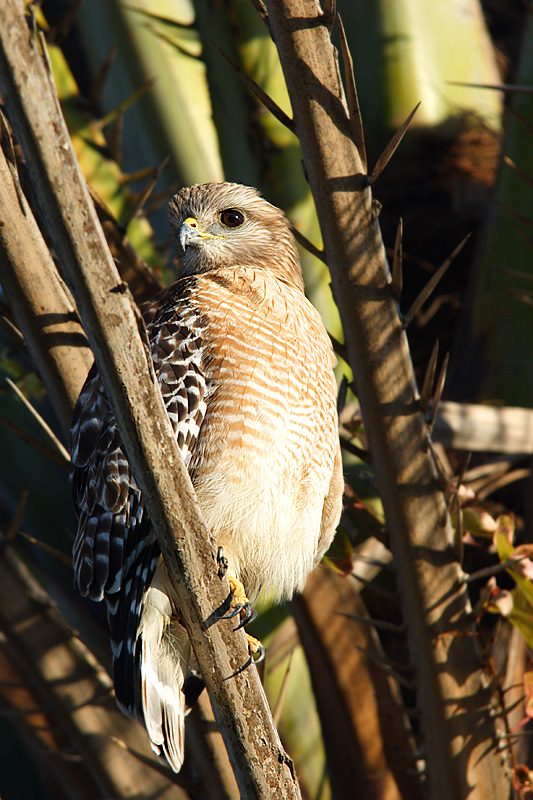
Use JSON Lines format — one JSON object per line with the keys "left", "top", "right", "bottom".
{"left": 168, "top": 182, "right": 304, "bottom": 290}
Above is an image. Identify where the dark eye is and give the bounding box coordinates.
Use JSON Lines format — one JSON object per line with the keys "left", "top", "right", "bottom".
{"left": 219, "top": 208, "right": 245, "bottom": 228}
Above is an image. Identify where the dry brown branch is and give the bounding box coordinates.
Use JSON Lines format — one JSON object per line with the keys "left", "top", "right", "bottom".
{"left": 263, "top": 2, "right": 508, "bottom": 797}
{"left": 0, "top": 545, "right": 183, "bottom": 800}
{"left": 0, "top": 130, "right": 93, "bottom": 437}
{"left": 433, "top": 401, "right": 533, "bottom": 454}
{"left": 0, "top": 3, "right": 301, "bottom": 797}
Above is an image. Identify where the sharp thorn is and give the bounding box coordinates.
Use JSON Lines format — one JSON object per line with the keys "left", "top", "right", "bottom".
{"left": 6, "top": 485, "right": 29, "bottom": 544}
{"left": 6, "top": 378, "right": 71, "bottom": 464}
{"left": 350, "top": 572, "right": 398, "bottom": 598}
{"left": 0, "top": 412, "right": 69, "bottom": 468}
{"left": 290, "top": 225, "right": 327, "bottom": 262}
{"left": 17, "top": 530, "right": 73, "bottom": 567}
{"left": 321, "top": 0, "right": 336, "bottom": 30}
{"left": 338, "top": 15, "right": 366, "bottom": 170}
{"left": 213, "top": 44, "right": 295, "bottom": 133}
{"left": 0, "top": 110, "right": 27, "bottom": 216}
{"left": 449, "top": 453, "right": 472, "bottom": 512}
{"left": 0, "top": 303, "right": 25, "bottom": 348}
{"left": 369, "top": 102, "right": 421, "bottom": 185}
{"left": 403, "top": 234, "right": 470, "bottom": 328}
{"left": 425, "top": 435, "right": 452, "bottom": 486}
{"left": 336, "top": 612, "right": 405, "bottom": 633}
{"left": 47, "top": 0, "right": 85, "bottom": 45}
{"left": 465, "top": 554, "right": 532, "bottom": 584}
{"left": 329, "top": 333, "right": 348, "bottom": 364}
{"left": 96, "top": 78, "right": 156, "bottom": 130}
{"left": 390, "top": 217, "right": 403, "bottom": 301}
{"left": 353, "top": 644, "right": 414, "bottom": 689}
{"left": 87, "top": 43, "right": 118, "bottom": 113}
{"left": 120, "top": 156, "right": 170, "bottom": 232}
{"left": 503, "top": 155, "right": 533, "bottom": 189}
{"left": 38, "top": 32, "right": 54, "bottom": 81}
{"left": 273, "top": 650, "right": 294, "bottom": 726}
{"left": 427, "top": 353, "right": 449, "bottom": 434}
{"left": 107, "top": 110, "right": 124, "bottom": 165}
{"left": 340, "top": 437, "right": 368, "bottom": 460}
{"left": 419, "top": 340, "right": 439, "bottom": 413}
{"left": 337, "top": 374, "right": 348, "bottom": 417}
{"left": 250, "top": 0, "right": 268, "bottom": 23}
{"left": 120, "top": 165, "right": 163, "bottom": 186}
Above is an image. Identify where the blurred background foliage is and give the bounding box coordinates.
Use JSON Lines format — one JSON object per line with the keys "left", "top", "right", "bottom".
{"left": 1, "top": 0, "right": 533, "bottom": 798}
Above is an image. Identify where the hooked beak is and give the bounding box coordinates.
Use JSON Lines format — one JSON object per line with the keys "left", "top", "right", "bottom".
{"left": 179, "top": 216, "right": 215, "bottom": 252}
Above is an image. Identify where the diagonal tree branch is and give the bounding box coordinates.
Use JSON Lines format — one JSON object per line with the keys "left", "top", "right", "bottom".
{"left": 0, "top": 130, "right": 93, "bottom": 437}
{"left": 262, "top": 2, "right": 507, "bottom": 798}
{"left": 0, "top": 2, "right": 301, "bottom": 798}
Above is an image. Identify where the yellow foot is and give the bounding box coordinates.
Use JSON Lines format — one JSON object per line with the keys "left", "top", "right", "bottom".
{"left": 228, "top": 576, "right": 248, "bottom": 609}
{"left": 245, "top": 632, "right": 263, "bottom": 659}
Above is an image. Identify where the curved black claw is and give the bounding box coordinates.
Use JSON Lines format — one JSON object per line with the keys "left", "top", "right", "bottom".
{"left": 234, "top": 602, "right": 257, "bottom": 630}
{"left": 251, "top": 641, "right": 265, "bottom": 663}
{"left": 219, "top": 602, "right": 244, "bottom": 621}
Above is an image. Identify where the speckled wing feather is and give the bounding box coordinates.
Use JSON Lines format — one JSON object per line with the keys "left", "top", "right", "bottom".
{"left": 70, "top": 278, "right": 208, "bottom": 715}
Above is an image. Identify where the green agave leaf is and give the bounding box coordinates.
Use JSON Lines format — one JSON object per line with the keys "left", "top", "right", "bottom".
{"left": 508, "top": 588, "right": 533, "bottom": 650}
{"left": 337, "top": 0, "right": 502, "bottom": 146}
{"left": 468, "top": 16, "right": 533, "bottom": 406}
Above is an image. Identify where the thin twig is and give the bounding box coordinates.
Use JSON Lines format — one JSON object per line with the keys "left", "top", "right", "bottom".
{"left": 273, "top": 650, "right": 294, "bottom": 727}
{"left": 420, "top": 341, "right": 439, "bottom": 414}
{"left": 0, "top": 412, "right": 70, "bottom": 468}
{"left": 6, "top": 485, "right": 29, "bottom": 543}
{"left": 427, "top": 353, "right": 449, "bottom": 435}
{"left": 96, "top": 79, "right": 156, "bottom": 130}
{"left": 290, "top": 225, "right": 327, "bottom": 262}
{"left": 390, "top": 217, "right": 403, "bottom": 301}
{"left": 337, "top": 15, "right": 366, "bottom": 170}
{"left": 87, "top": 43, "right": 118, "bottom": 113}
{"left": 403, "top": 235, "right": 470, "bottom": 328}
{"left": 120, "top": 155, "right": 170, "bottom": 232}
{"left": 213, "top": 44, "right": 295, "bottom": 133}
{"left": 6, "top": 378, "right": 71, "bottom": 464}
{"left": 17, "top": 531, "right": 72, "bottom": 568}
{"left": 337, "top": 612, "right": 405, "bottom": 633}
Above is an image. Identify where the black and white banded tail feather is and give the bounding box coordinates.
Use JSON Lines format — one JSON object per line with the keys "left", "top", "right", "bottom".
{"left": 137, "top": 561, "right": 192, "bottom": 772}
{"left": 70, "top": 279, "right": 208, "bottom": 758}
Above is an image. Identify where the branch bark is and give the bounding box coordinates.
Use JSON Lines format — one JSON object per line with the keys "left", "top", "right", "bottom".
{"left": 263, "top": 2, "right": 507, "bottom": 798}
{"left": 0, "top": 2, "right": 301, "bottom": 797}
{"left": 0, "top": 134, "right": 92, "bottom": 437}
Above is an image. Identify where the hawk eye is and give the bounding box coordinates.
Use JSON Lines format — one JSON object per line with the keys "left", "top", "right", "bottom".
{"left": 219, "top": 208, "right": 245, "bottom": 228}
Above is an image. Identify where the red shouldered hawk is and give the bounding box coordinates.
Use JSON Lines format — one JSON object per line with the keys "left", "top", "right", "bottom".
{"left": 71, "top": 182, "right": 343, "bottom": 772}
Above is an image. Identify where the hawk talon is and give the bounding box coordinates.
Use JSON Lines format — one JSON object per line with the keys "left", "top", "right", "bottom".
{"left": 219, "top": 603, "right": 244, "bottom": 621}
{"left": 246, "top": 632, "right": 265, "bottom": 663}
{"left": 216, "top": 546, "right": 228, "bottom": 580}
{"left": 234, "top": 603, "right": 257, "bottom": 630}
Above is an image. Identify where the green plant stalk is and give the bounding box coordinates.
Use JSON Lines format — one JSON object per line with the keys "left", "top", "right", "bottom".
{"left": 74, "top": 0, "right": 223, "bottom": 209}
{"left": 467, "top": 15, "right": 533, "bottom": 406}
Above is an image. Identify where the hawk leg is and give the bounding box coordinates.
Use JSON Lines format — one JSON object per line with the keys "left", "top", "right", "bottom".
{"left": 216, "top": 548, "right": 264, "bottom": 661}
